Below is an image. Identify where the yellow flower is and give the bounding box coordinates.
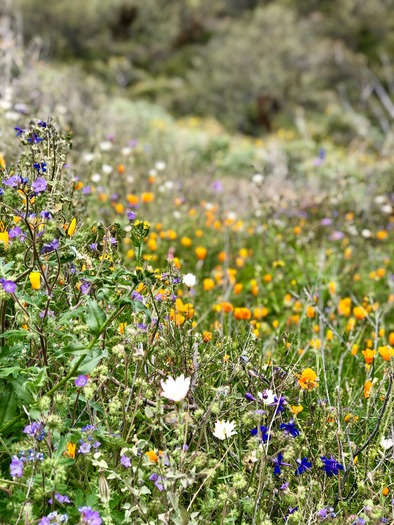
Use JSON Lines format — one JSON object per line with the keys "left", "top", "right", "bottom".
{"left": 362, "top": 349, "right": 376, "bottom": 365}
{"left": 291, "top": 405, "right": 303, "bottom": 415}
{"left": 298, "top": 368, "right": 318, "bottom": 390}
{"left": 67, "top": 218, "right": 77, "bottom": 237}
{"left": 364, "top": 380, "right": 373, "bottom": 399}
{"left": 146, "top": 450, "right": 159, "bottom": 463}
{"left": 64, "top": 442, "right": 76, "bottom": 459}
{"left": 0, "top": 231, "right": 9, "bottom": 246}
{"left": 379, "top": 345, "right": 394, "bottom": 361}
{"left": 29, "top": 272, "right": 41, "bottom": 290}
{"left": 0, "top": 153, "right": 6, "bottom": 169}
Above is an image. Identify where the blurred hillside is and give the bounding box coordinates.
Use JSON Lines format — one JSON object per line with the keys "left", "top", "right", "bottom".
{"left": 4, "top": 0, "right": 394, "bottom": 138}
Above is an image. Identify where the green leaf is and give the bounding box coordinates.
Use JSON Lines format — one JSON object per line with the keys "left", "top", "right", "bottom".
{"left": 0, "top": 387, "right": 18, "bottom": 425}
{"left": 85, "top": 299, "right": 107, "bottom": 335}
{"left": 62, "top": 338, "right": 89, "bottom": 356}
{"left": 0, "top": 329, "right": 34, "bottom": 340}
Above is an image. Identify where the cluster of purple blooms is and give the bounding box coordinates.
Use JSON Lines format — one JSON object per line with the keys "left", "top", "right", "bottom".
{"left": 10, "top": 449, "right": 45, "bottom": 478}
{"left": 78, "top": 424, "right": 101, "bottom": 455}
{"left": 23, "top": 421, "right": 46, "bottom": 441}
{"left": 38, "top": 511, "right": 68, "bottom": 525}
{"left": 38, "top": 506, "right": 101, "bottom": 525}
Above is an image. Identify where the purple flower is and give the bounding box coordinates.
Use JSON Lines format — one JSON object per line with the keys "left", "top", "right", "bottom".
{"left": 127, "top": 211, "right": 136, "bottom": 221}
{"left": 41, "top": 238, "right": 60, "bottom": 254}
{"left": 14, "top": 127, "right": 25, "bottom": 136}
{"left": 89, "top": 243, "right": 98, "bottom": 251}
{"left": 78, "top": 442, "right": 91, "bottom": 454}
{"left": 149, "top": 473, "right": 164, "bottom": 491}
{"left": 78, "top": 506, "right": 102, "bottom": 525}
{"left": 250, "top": 425, "right": 271, "bottom": 442}
{"left": 320, "top": 217, "right": 333, "bottom": 226}
{"left": 271, "top": 453, "right": 291, "bottom": 476}
{"left": 0, "top": 279, "right": 17, "bottom": 294}
{"left": 245, "top": 392, "right": 256, "bottom": 402}
{"left": 40, "top": 210, "right": 52, "bottom": 219}
{"left": 317, "top": 507, "right": 336, "bottom": 520}
{"left": 121, "top": 455, "right": 131, "bottom": 468}
{"left": 10, "top": 455, "right": 24, "bottom": 478}
{"left": 38, "top": 518, "right": 51, "bottom": 525}
{"left": 320, "top": 455, "right": 344, "bottom": 476}
{"left": 3, "top": 175, "right": 21, "bottom": 188}
{"left": 329, "top": 231, "right": 345, "bottom": 241}
{"left": 295, "top": 457, "right": 312, "bottom": 475}
{"left": 80, "top": 280, "right": 91, "bottom": 295}
{"left": 38, "top": 121, "right": 47, "bottom": 128}
{"left": 32, "top": 177, "right": 47, "bottom": 194}
{"left": 280, "top": 481, "right": 289, "bottom": 491}
{"left": 131, "top": 290, "right": 143, "bottom": 302}
{"left": 280, "top": 419, "right": 300, "bottom": 438}
{"left": 23, "top": 422, "right": 45, "bottom": 441}
{"left": 48, "top": 493, "right": 71, "bottom": 505}
{"left": 212, "top": 180, "right": 223, "bottom": 193}
{"left": 9, "top": 226, "right": 22, "bottom": 239}
{"left": 75, "top": 375, "right": 89, "bottom": 387}
{"left": 92, "top": 441, "right": 101, "bottom": 449}
{"left": 81, "top": 424, "right": 96, "bottom": 433}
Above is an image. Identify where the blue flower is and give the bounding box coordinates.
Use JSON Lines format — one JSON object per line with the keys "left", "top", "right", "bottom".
{"left": 14, "top": 127, "right": 25, "bottom": 136}
{"left": 284, "top": 507, "right": 298, "bottom": 521}
{"left": 271, "top": 453, "right": 291, "bottom": 476}
{"left": 27, "top": 132, "right": 43, "bottom": 144}
{"left": 271, "top": 395, "right": 286, "bottom": 412}
{"left": 251, "top": 425, "right": 271, "bottom": 442}
{"left": 280, "top": 419, "right": 300, "bottom": 438}
{"left": 295, "top": 457, "right": 312, "bottom": 475}
{"left": 320, "top": 455, "right": 344, "bottom": 476}
{"left": 33, "top": 162, "right": 47, "bottom": 173}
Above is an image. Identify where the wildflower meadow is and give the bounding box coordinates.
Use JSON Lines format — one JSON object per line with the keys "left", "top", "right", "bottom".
{"left": 0, "top": 3, "right": 394, "bottom": 525}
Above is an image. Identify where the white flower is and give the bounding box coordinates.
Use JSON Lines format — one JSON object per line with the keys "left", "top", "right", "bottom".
{"left": 161, "top": 374, "right": 190, "bottom": 402}
{"left": 102, "top": 164, "right": 113, "bottom": 175}
{"left": 155, "top": 161, "right": 166, "bottom": 171}
{"left": 213, "top": 420, "right": 237, "bottom": 440}
{"left": 99, "top": 141, "right": 113, "bottom": 151}
{"left": 91, "top": 173, "right": 101, "bottom": 183}
{"left": 380, "top": 437, "right": 394, "bottom": 450}
{"left": 82, "top": 152, "right": 95, "bottom": 163}
{"left": 252, "top": 173, "right": 265, "bottom": 185}
{"left": 121, "top": 147, "right": 132, "bottom": 156}
{"left": 258, "top": 389, "right": 275, "bottom": 405}
{"left": 182, "top": 273, "right": 196, "bottom": 288}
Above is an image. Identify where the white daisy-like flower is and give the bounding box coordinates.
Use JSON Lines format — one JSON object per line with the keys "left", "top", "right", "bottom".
{"left": 161, "top": 374, "right": 191, "bottom": 403}
{"left": 258, "top": 389, "right": 276, "bottom": 406}
{"left": 252, "top": 173, "right": 265, "bottom": 185}
{"left": 155, "top": 161, "right": 166, "bottom": 171}
{"left": 213, "top": 420, "right": 237, "bottom": 440}
{"left": 182, "top": 273, "right": 196, "bottom": 288}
